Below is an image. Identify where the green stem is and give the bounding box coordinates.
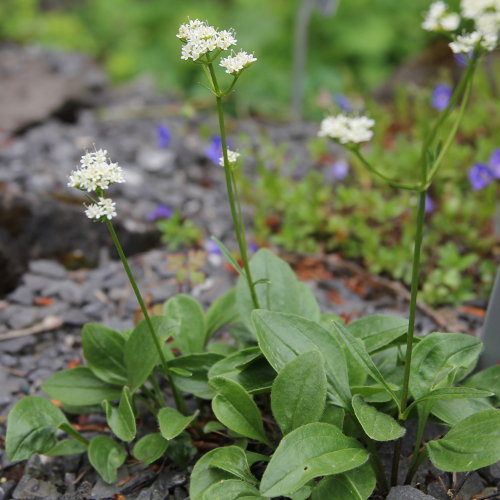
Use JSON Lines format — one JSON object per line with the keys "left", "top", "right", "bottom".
{"left": 59, "top": 423, "right": 90, "bottom": 446}
{"left": 424, "top": 59, "right": 478, "bottom": 187}
{"left": 405, "top": 406, "right": 430, "bottom": 484}
{"left": 149, "top": 373, "right": 166, "bottom": 406}
{"left": 351, "top": 148, "right": 422, "bottom": 191}
{"left": 420, "top": 55, "right": 478, "bottom": 176}
{"left": 391, "top": 189, "right": 427, "bottom": 484}
{"left": 207, "top": 62, "right": 260, "bottom": 309}
{"left": 105, "top": 220, "right": 188, "bottom": 415}
{"left": 366, "top": 438, "right": 389, "bottom": 494}
{"left": 399, "top": 189, "right": 427, "bottom": 416}
{"left": 136, "top": 393, "right": 158, "bottom": 414}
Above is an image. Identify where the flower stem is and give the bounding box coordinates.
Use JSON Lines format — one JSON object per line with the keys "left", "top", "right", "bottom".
{"left": 351, "top": 148, "right": 422, "bottom": 191}
{"left": 207, "top": 62, "right": 260, "bottom": 309}
{"left": 105, "top": 220, "right": 188, "bottom": 415}
{"left": 391, "top": 189, "right": 427, "bottom": 485}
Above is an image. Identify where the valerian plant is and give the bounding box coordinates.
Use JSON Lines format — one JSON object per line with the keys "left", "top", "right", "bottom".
{"left": 5, "top": 7, "right": 500, "bottom": 500}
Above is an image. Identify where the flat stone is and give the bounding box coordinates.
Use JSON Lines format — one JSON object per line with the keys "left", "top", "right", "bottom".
{"left": 29, "top": 260, "right": 67, "bottom": 279}
{"left": 90, "top": 467, "right": 129, "bottom": 499}
{"left": 6, "top": 306, "right": 39, "bottom": 330}
{"left": 0, "top": 480, "right": 16, "bottom": 500}
{"left": 42, "top": 279, "right": 84, "bottom": 305}
{"left": 22, "top": 274, "right": 50, "bottom": 293}
{"left": 12, "top": 475, "right": 59, "bottom": 500}
{"left": 7, "top": 286, "right": 34, "bottom": 305}
{"left": 454, "top": 471, "right": 485, "bottom": 500}
{"left": 387, "top": 486, "right": 437, "bottom": 500}
{"left": 1, "top": 336, "right": 37, "bottom": 356}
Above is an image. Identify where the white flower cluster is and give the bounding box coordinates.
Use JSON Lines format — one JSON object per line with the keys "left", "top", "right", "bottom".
{"left": 177, "top": 19, "right": 237, "bottom": 61}
{"left": 318, "top": 115, "right": 375, "bottom": 144}
{"left": 220, "top": 51, "right": 257, "bottom": 75}
{"left": 422, "top": 1, "right": 460, "bottom": 31}
{"left": 219, "top": 149, "right": 240, "bottom": 166}
{"left": 85, "top": 198, "right": 117, "bottom": 221}
{"left": 423, "top": 0, "right": 499, "bottom": 53}
{"left": 68, "top": 149, "right": 125, "bottom": 192}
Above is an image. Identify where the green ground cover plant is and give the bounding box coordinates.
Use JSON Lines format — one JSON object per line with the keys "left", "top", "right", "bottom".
{"left": 240, "top": 64, "right": 499, "bottom": 306}
{"left": 5, "top": 4, "right": 500, "bottom": 500}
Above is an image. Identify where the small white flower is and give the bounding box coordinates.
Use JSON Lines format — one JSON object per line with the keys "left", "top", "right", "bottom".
{"left": 216, "top": 30, "right": 237, "bottom": 50}
{"left": 422, "top": 1, "right": 460, "bottom": 31}
{"left": 219, "top": 149, "right": 240, "bottom": 166}
{"left": 449, "top": 30, "right": 485, "bottom": 52}
{"left": 457, "top": 0, "right": 499, "bottom": 51}
{"left": 219, "top": 51, "right": 257, "bottom": 75}
{"left": 68, "top": 149, "right": 125, "bottom": 192}
{"left": 85, "top": 197, "right": 117, "bottom": 221}
{"left": 318, "top": 114, "right": 375, "bottom": 144}
{"left": 177, "top": 19, "right": 237, "bottom": 61}
{"left": 460, "top": 0, "right": 498, "bottom": 20}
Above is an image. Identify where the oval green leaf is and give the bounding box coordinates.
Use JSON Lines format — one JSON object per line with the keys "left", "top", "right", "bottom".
{"left": 103, "top": 386, "right": 136, "bottom": 442}
{"left": 427, "top": 409, "right": 500, "bottom": 472}
{"left": 125, "top": 315, "right": 175, "bottom": 391}
{"left": 189, "top": 448, "right": 235, "bottom": 500}
{"left": 346, "top": 315, "right": 408, "bottom": 353}
{"left": 237, "top": 249, "right": 303, "bottom": 332}
{"left": 210, "top": 377, "right": 270, "bottom": 446}
{"left": 202, "top": 479, "right": 262, "bottom": 500}
{"left": 42, "top": 366, "right": 122, "bottom": 406}
{"left": 271, "top": 350, "right": 327, "bottom": 435}
{"left": 352, "top": 394, "right": 405, "bottom": 441}
{"left": 87, "top": 436, "right": 126, "bottom": 484}
{"left": 252, "top": 310, "right": 351, "bottom": 408}
{"left": 82, "top": 323, "right": 127, "bottom": 385}
{"left": 312, "top": 462, "right": 376, "bottom": 500}
{"left": 409, "top": 332, "right": 482, "bottom": 400}
{"left": 158, "top": 407, "right": 198, "bottom": 440}
{"left": 206, "top": 445, "right": 257, "bottom": 484}
{"left": 260, "top": 422, "right": 369, "bottom": 497}
{"left": 164, "top": 294, "right": 206, "bottom": 354}
{"left": 45, "top": 439, "right": 88, "bottom": 457}
{"left": 132, "top": 433, "right": 168, "bottom": 465}
{"left": 168, "top": 352, "right": 224, "bottom": 399}
{"left": 6, "top": 396, "right": 69, "bottom": 461}
{"left": 206, "top": 288, "right": 239, "bottom": 340}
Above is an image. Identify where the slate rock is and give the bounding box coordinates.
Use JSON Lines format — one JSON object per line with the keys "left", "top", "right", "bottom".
{"left": 0, "top": 480, "right": 16, "bottom": 500}
{"left": 0, "top": 45, "right": 106, "bottom": 134}
{"left": 12, "top": 476, "right": 60, "bottom": 500}
{"left": 387, "top": 486, "right": 437, "bottom": 500}
{"left": 7, "top": 286, "right": 34, "bottom": 306}
{"left": 453, "top": 471, "right": 485, "bottom": 500}
{"left": 29, "top": 260, "right": 67, "bottom": 280}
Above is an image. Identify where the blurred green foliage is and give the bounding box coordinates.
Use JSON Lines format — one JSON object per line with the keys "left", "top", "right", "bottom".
{"left": 239, "top": 63, "right": 500, "bottom": 306}
{"left": 0, "top": 0, "right": 431, "bottom": 117}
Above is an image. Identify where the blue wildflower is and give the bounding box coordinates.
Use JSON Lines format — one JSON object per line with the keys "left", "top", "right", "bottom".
{"left": 454, "top": 53, "right": 470, "bottom": 67}
{"left": 156, "top": 125, "right": 171, "bottom": 148}
{"left": 425, "top": 195, "right": 435, "bottom": 214}
{"left": 204, "top": 239, "right": 222, "bottom": 255}
{"left": 334, "top": 94, "right": 353, "bottom": 112}
{"left": 205, "top": 136, "right": 228, "bottom": 165}
{"left": 331, "top": 160, "right": 349, "bottom": 180}
{"left": 249, "top": 242, "right": 259, "bottom": 253}
{"left": 489, "top": 148, "right": 500, "bottom": 178}
{"left": 431, "top": 84, "right": 452, "bottom": 111}
{"left": 145, "top": 204, "right": 173, "bottom": 222}
{"left": 468, "top": 163, "right": 494, "bottom": 190}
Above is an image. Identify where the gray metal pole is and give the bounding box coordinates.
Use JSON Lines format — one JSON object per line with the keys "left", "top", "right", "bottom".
{"left": 479, "top": 267, "right": 500, "bottom": 368}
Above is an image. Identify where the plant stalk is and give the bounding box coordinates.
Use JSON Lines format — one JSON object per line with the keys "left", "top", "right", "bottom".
{"left": 207, "top": 62, "right": 260, "bottom": 309}
{"left": 391, "top": 189, "right": 427, "bottom": 485}
{"left": 105, "top": 220, "right": 188, "bottom": 415}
